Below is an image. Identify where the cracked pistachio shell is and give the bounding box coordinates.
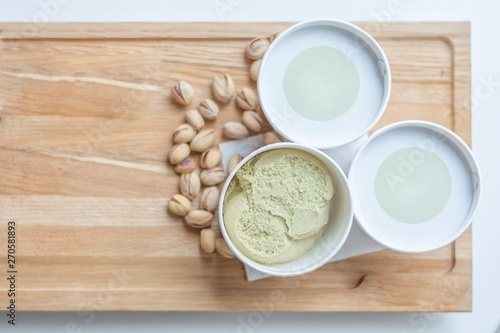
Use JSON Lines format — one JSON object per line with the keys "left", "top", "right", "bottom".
{"left": 171, "top": 81, "right": 194, "bottom": 106}
{"left": 200, "top": 148, "right": 222, "bottom": 169}
{"left": 223, "top": 122, "right": 249, "bottom": 140}
{"left": 245, "top": 37, "right": 271, "bottom": 60}
{"left": 190, "top": 129, "right": 216, "bottom": 152}
{"left": 227, "top": 154, "right": 243, "bottom": 175}
{"left": 173, "top": 124, "right": 196, "bottom": 144}
{"left": 198, "top": 99, "right": 219, "bottom": 120}
{"left": 212, "top": 74, "right": 236, "bottom": 104}
{"left": 200, "top": 167, "right": 225, "bottom": 186}
{"left": 179, "top": 172, "right": 201, "bottom": 199}
{"left": 242, "top": 111, "right": 263, "bottom": 133}
{"left": 186, "top": 109, "right": 205, "bottom": 131}
{"left": 200, "top": 186, "right": 220, "bottom": 213}
{"left": 185, "top": 210, "right": 213, "bottom": 228}
{"left": 200, "top": 229, "right": 216, "bottom": 253}
{"left": 167, "top": 194, "right": 192, "bottom": 217}
{"left": 236, "top": 87, "right": 259, "bottom": 111}
{"left": 173, "top": 156, "right": 197, "bottom": 174}
{"left": 168, "top": 143, "right": 190, "bottom": 165}
{"left": 249, "top": 59, "right": 261, "bottom": 82}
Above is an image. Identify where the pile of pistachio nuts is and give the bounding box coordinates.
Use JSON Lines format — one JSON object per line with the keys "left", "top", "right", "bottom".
{"left": 167, "top": 35, "right": 282, "bottom": 258}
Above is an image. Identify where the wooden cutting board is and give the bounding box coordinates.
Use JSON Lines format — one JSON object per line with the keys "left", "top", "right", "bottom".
{"left": 0, "top": 22, "right": 471, "bottom": 312}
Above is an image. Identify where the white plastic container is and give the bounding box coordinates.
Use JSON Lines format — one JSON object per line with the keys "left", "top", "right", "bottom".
{"left": 258, "top": 19, "right": 391, "bottom": 149}
{"left": 348, "top": 121, "right": 481, "bottom": 252}
{"left": 218, "top": 143, "right": 353, "bottom": 277}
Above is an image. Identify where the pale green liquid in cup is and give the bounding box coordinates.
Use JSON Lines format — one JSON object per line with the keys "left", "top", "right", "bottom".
{"left": 374, "top": 147, "right": 452, "bottom": 224}
{"left": 283, "top": 46, "right": 360, "bottom": 121}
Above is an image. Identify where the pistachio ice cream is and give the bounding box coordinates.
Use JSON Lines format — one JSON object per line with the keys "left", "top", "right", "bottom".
{"left": 223, "top": 148, "right": 335, "bottom": 264}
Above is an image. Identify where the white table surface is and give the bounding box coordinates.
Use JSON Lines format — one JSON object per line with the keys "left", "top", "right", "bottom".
{"left": 1, "top": 0, "right": 499, "bottom": 332}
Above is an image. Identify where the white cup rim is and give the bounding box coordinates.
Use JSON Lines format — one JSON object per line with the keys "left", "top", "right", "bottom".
{"left": 348, "top": 120, "right": 481, "bottom": 253}
{"left": 258, "top": 18, "right": 391, "bottom": 149}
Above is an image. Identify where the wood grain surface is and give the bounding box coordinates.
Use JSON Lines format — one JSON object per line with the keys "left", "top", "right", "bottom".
{"left": 0, "top": 22, "right": 471, "bottom": 312}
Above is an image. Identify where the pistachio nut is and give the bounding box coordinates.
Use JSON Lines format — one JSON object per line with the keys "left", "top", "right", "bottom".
{"left": 245, "top": 37, "right": 270, "bottom": 60}
{"left": 264, "top": 131, "right": 282, "bottom": 145}
{"left": 168, "top": 143, "right": 190, "bottom": 165}
{"left": 167, "top": 194, "right": 192, "bottom": 217}
{"left": 223, "top": 122, "right": 249, "bottom": 140}
{"left": 173, "top": 156, "right": 197, "bottom": 174}
{"left": 242, "top": 111, "right": 263, "bottom": 133}
{"left": 186, "top": 109, "right": 205, "bottom": 131}
{"left": 173, "top": 123, "right": 196, "bottom": 144}
{"left": 227, "top": 154, "right": 243, "bottom": 175}
{"left": 212, "top": 74, "right": 236, "bottom": 104}
{"left": 200, "top": 167, "right": 225, "bottom": 186}
{"left": 185, "top": 210, "right": 213, "bottom": 228}
{"left": 198, "top": 99, "right": 219, "bottom": 120}
{"left": 215, "top": 238, "right": 235, "bottom": 258}
{"left": 200, "top": 148, "right": 222, "bottom": 169}
{"left": 179, "top": 172, "right": 201, "bottom": 199}
{"left": 190, "top": 129, "right": 216, "bottom": 152}
{"left": 249, "top": 59, "right": 261, "bottom": 82}
{"left": 200, "top": 186, "right": 220, "bottom": 213}
{"left": 171, "top": 81, "right": 194, "bottom": 106}
{"left": 236, "top": 87, "right": 259, "bottom": 111}
{"left": 200, "top": 229, "right": 216, "bottom": 253}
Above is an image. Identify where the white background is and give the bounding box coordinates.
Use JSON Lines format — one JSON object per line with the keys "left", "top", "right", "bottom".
{"left": 1, "top": 0, "right": 499, "bottom": 332}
